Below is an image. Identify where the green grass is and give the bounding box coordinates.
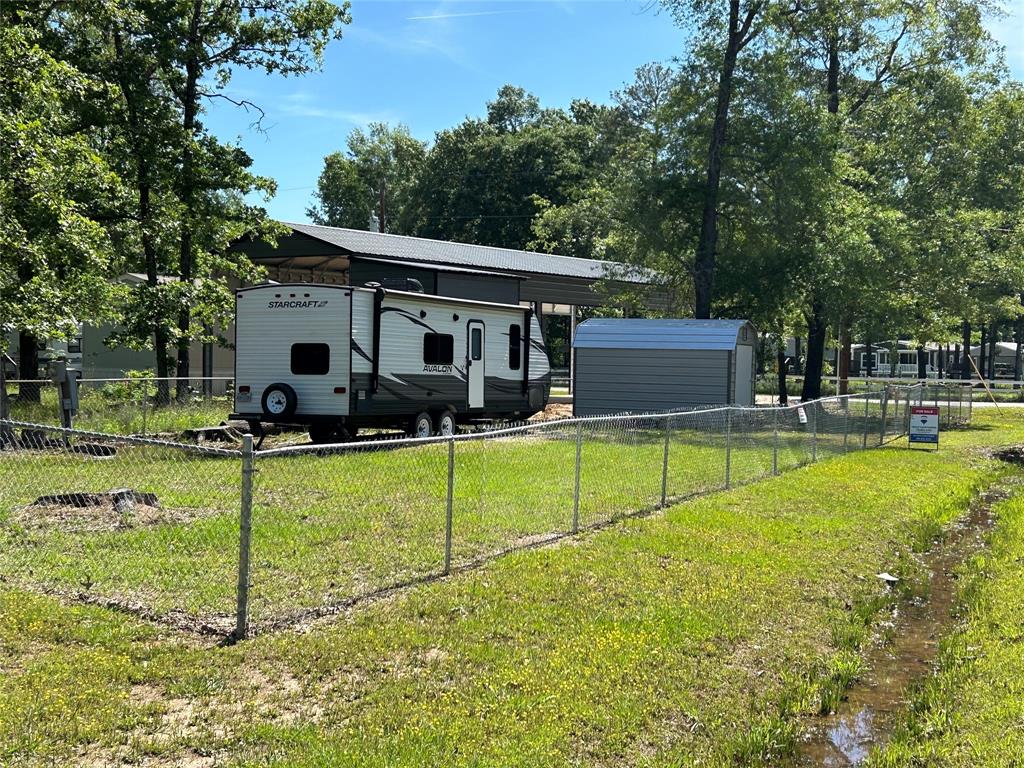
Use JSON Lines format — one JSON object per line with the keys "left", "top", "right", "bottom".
{"left": 0, "top": 403, "right": 896, "bottom": 626}
{"left": 869, "top": 486, "right": 1024, "bottom": 767}
{"left": 7, "top": 382, "right": 231, "bottom": 435}
{"left": 0, "top": 408, "right": 1020, "bottom": 766}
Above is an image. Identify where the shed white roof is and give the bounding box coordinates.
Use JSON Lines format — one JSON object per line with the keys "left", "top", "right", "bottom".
{"left": 573, "top": 319, "right": 754, "bottom": 351}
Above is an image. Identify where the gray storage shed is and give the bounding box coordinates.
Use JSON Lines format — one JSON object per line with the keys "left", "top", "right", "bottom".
{"left": 572, "top": 319, "right": 757, "bottom": 416}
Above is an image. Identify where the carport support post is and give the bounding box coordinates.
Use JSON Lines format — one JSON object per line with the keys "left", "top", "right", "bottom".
{"left": 235, "top": 434, "right": 254, "bottom": 641}
{"left": 724, "top": 408, "right": 732, "bottom": 489}
{"left": 772, "top": 406, "right": 779, "bottom": 476}
{"left": 572, "top": 422, "right": 582, "bottom": 534}
{"left": 660, "top": 415, "right": 670, "bottom": 508}
{"left": 444, "top": 437, "right": 454, "bottom": 575}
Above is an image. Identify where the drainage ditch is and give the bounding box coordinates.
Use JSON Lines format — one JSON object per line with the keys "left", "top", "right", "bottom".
{"left": 794, "top": 469, "right": 1018, "bottom": 766}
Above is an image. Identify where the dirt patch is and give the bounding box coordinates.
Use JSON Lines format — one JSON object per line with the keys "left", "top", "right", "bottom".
{"left": 529, "top": 402, "right": 574, "bottom": 422}
{"left": 14, "top": 490, "right": 204, "bottom": 534}
{"left": 993, "top": 446, "right": 1024, "bottom": 465}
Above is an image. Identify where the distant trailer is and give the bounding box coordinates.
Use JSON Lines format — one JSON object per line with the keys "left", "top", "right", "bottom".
{"left": 230, "top": 283, "right": 551, "bottom": 442}
{"left": 571, "top": 318, "right": 757, "bottom": 416}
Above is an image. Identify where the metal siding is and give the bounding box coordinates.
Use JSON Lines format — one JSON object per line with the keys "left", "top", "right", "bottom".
{"left": 436, "top": 273, "right": 521, "bottom": 304}
{"left": 349, "top": 260, "right": 437, "bottom": 293}
{"left": 574, "top": 348, "right": 730, "bottom": 415}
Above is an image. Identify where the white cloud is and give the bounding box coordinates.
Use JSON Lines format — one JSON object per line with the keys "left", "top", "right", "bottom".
{"left": 278, "top": 94, "right": 398, "bottom": 126}
{"left": 407, "top": 9, "right": 520, "bottom": 20}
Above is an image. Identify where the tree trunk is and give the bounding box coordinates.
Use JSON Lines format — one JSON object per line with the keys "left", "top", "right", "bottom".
{"left": 865, "top": 338, "right": 874, "bottom": 378}
{"left": 112, "top": 27, "right": 170, "bottom": 406}
{"left": 916, "top": 346, "right": 927, "bottom": 380}
{"left": 176, "top": 1, "right": 203, "bottom": 402}
{"left": 693, "top": 0, "right": 759, "bottom": 319}
{"left": 961, "top": 321, "right": 972, "bottom": 379}
{"left": 777, "top": 349, "right": 788, "bottom": 406}
{"left": 838, "top": 320, "right": 851, "bottom": 394}
{"left": 801, "top": 31, "right": 841, "bottom": 400}
{"left": 800, "top": 301, "right": 827, "bottom": 401}
{"left": 16, "top": 331, "right": 41, "bottom": 403}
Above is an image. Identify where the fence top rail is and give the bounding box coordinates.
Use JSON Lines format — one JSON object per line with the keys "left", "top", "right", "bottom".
{"left": 257, "top": 386, "right": 927, "bottom": 458}
{"left": 0, "top": 419, "right": 241, "bottom": 457}
{"left": 5, "top": 376, "right": 233, "bottom": 385}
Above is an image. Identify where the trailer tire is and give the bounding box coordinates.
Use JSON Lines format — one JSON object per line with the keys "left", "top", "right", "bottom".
{"left": 261, "top": 383, "right": 297, "bottom": 419}
{"left": 411, "top": 411, "right": 433, "bottom": 438}
{"left": 309, "top": 422, "right": 341, "bottom": 444}
{"left": 436, "top": 410, "right": 457, "bottom": 437}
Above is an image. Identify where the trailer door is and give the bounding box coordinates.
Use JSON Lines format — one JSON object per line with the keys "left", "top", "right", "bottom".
{"left": 467, "top": 321, "right": 485, "bottom": 409}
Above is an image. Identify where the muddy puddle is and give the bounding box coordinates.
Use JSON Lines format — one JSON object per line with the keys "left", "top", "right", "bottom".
{"left": 794, "top": 481, "right": 1012, "bottom": 766}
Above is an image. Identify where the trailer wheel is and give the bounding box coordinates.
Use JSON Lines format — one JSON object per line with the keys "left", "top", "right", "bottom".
{"left": 261, "top": 383, "right": 297, "bottom": 418}
{"left": 411, "top": 411, "right": 433, "bottom": 438}
{"left": 436, "top": 410, "right": 457, "bottom": 437}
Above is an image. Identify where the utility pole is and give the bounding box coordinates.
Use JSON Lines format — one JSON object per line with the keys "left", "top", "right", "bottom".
{"left": 378, "top": 177, "right": 387, "bottom": 234}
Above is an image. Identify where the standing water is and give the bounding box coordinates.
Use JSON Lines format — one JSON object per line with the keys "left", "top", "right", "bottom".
{"left": 794, "top": 484, "right": 1008, "bottom": 766}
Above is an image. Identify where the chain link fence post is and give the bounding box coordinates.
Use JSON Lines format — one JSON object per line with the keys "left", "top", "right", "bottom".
{"left": 862, "top": 392, "right": 870, "bottom": 448}
{"left": 572, "top": 422, "right": 582, "bottom": 534}
{"left": 811, "top": 401, "right": 818, "bottom": 462}
{"left": 843, "top": 396, "right": 850, "bottom": 452}
{"left": 444, "top": 437, "right": 454, "bottom": 575}
{"left": 905, "top": 390, "right": 912, "bottom": 437}
{"left": 879, "top": 389, "right": 889, "bottom": 445}
{"left": 234, "top": 434, "right": 254, "bottom": 641}
{"left": 772, "top": 405, "right": 779, "bottom": 475}
{"left": 725, "top": 407, "right": 732, "bottom": 489}
{"left": 141, "top": 378, "right": 149, "bottom": 435}
{"left": 660, "top": 415, "right": 670, "bottom": 508}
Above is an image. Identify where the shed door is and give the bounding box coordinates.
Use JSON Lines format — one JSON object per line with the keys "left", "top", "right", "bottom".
{"left": 735, "top": 344, "right": 753, "bottom": 406}
{"left": 467, "top": 321, "right": 485, "bottom": 409}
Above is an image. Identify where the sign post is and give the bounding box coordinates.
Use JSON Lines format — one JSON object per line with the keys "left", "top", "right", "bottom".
{"left": 908, "top": 405, "right": 939, "bottom": 450}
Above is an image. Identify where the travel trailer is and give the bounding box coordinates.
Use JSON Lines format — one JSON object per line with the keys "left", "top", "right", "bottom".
{"left": 230, "top": 283, "right": 551, "bottom": 442}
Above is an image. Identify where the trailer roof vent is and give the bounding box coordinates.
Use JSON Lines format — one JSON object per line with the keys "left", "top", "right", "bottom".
{"left": 365, "top": 278, "right": 424, "bottom": 293}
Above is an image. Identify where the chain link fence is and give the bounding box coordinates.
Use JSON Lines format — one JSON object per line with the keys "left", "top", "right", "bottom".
{"left": 0, "top": 383, "right": 969, "bottom": 638}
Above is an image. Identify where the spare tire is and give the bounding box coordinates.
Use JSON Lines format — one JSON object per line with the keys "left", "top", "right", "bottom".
{"left": 262, "top": 383, "right": 298, "bottom": 418}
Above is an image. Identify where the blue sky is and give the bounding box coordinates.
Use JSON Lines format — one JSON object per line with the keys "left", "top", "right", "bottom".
{"left": 203, "top": 0, "right": 1024, "bottom": 224}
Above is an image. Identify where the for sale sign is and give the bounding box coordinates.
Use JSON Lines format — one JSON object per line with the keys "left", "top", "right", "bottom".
{"left": 909, "top": 406, "right": 940, "bottom": 446}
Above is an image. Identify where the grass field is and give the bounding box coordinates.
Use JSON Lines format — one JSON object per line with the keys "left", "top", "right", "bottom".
{"left": 869, "top": 485, "right": 1024, "bottom": 766}
{"left": 0, "top": 401, "right": 892, "bottom": 628}
{"left": 0, "top": 407, "right": 1019, "bottom": 766}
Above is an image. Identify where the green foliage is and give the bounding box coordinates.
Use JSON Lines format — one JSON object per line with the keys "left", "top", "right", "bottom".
{"left": 308, "top": 123, "right": 427, "bottom": 231}
{"left": 0, "top": 15, "right": 122, "bottom": 349}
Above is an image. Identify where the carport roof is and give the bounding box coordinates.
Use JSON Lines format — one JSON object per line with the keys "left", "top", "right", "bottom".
{"left": 573, "top": 319, "right": 755, "bottom": 351}
{"left": 274, "top": 222, "right": 653, "bottom": 284}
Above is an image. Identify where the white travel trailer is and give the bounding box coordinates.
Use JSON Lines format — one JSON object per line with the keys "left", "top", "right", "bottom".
{"left": 230, "top": 283, "right": 551, "bottom": 442}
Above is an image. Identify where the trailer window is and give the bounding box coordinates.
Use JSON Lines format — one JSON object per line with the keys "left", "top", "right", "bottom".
{"left": 423, "top": 333, "right": 454, "bottom": 365}
{"left": 471, "top": 328, "right": 483, "bottom": 361}
{"left": 508, "top": 324, "right": 521, "bottom": 370}
{"left": 291, "top": 343, "right": 330, "bottom": 375}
